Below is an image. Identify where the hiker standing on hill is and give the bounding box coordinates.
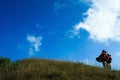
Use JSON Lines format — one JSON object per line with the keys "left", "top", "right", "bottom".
{"left": 106, "top": 54, "right": 112, "bottom": 69}
{"left": 96, "top": 50, "right": 112, "bottom": 69}
{"left": 99, "top": 50, "right": 107, "bottom": 69}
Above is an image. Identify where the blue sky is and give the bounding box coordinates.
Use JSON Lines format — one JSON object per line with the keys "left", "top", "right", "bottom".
{"left": 0, "top": 0, "right": 120, "bottom": 69}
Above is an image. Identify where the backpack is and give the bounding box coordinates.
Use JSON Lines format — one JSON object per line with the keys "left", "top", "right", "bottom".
{"left": 96, "top": 57, "right": 102, "bottom": 62}
{"left": 106, "top": 54, "right": 112, "bottom": 63}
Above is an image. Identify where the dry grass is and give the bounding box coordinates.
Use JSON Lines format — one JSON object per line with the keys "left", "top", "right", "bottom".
{"left": 0, "top": 58, "right": 120, "bottom": 80}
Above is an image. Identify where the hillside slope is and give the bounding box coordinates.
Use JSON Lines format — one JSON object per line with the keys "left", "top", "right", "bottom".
{"left": 0, "top": 58, "right": 120, "bottom": 80}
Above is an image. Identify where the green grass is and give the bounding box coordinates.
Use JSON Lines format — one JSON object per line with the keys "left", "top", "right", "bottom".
{"left": 0, "top": 58, "right": 120, "bottom": 80}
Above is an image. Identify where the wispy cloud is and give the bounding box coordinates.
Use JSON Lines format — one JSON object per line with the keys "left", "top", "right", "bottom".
{"left": 65, "top": 29, "right": 80, "bottom": 39}
{"left": 54, "top": 0, "right": 81, "bottom": 12}
{"left": 79, "top": 0, "right": 92, "bottom": 5}
{"left": 81, "top": 59, "right": 94, "bottom": 65}
{"left": 70, "top": 0, "right": 120, "bottom": 43}
{"left": 35, "top": 23, "right": 42, "bottom": 29}
{"left": 27, "top": 35, "right": 42, "bottom": 57}
{"left": 54, "top": 1, "right": 66, "bottom": 11}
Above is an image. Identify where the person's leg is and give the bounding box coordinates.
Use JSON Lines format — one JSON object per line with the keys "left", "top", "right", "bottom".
{"left": 106, "top": 62, "right": 108, "bottom": 69}
{"left": 108, "top": 63, "right": 111, "bottom": 70}
{"left": 102, "top": 61, "right": 107, "bottom": 69}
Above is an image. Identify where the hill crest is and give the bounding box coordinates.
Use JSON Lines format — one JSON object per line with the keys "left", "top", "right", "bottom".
{"left": 0, "top": 58, "right": 120, "bottom": 80}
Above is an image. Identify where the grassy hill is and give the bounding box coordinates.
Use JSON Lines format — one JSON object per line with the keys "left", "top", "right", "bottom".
{"left": 0, "top": 58, "right": 120, "bottom": 80}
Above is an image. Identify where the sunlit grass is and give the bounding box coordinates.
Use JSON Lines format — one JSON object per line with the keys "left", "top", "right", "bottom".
{"left": 0, "top": 58, "right": 120, "bottom": 80}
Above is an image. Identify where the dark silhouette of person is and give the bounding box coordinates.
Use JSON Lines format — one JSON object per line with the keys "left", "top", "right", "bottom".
{"left": 96, "top": 50, "right": 112, "bottom": 69}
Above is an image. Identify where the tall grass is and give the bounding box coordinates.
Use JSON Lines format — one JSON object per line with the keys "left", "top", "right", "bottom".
{"left": 0, "top": 58, "right": 120, "bottom": 80}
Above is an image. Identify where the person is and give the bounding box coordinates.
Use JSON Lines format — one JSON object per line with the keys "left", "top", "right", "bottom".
{"left": 106, "top": 54, "right": 112, "bottom": 69}
{"left": 96, "top": 50, "right": 107, "bottom": 62}
{"left": 99, "top": 50, "right": 108, "bottom": 69}
{"left": 99, "top": 50, "right": 107, "bottom": 59}
{"left": 96, "top": 50, "right": 112, "bottom": 69}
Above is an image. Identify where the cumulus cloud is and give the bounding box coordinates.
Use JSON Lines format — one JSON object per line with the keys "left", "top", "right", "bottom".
{"left": 71, "top": 0, "right": 120, "bottom": 42}
{"left": 27, "top": 35, "right": 42, "bottom": 57}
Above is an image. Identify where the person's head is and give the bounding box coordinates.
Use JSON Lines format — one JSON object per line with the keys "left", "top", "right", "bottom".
{"left": 102, "top": 50, "right": 107, "bottom": 54}
{"left": 107, "top": 54, "right": 111, "bottom": 56}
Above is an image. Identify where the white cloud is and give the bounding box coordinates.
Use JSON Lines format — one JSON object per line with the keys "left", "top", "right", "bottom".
{"left": 65, "top": 29, "right": 80, "bottom": 39}
{"left": 82, "top": 59, "right": 94, "bottom": 65}
{"left": 79, "top": 0, "right": 92, "bottom": 5}
{"left": 54, "top": 1, "right": 66, "bottom": 11}
{"left": 35, "top": 23, "right": 42, "bottom": 29}
{"left": 27, "top": 35, "right": 42, "bottom": 57}
{"left": 71, "top": 0, "right": 120, "bottom": 43}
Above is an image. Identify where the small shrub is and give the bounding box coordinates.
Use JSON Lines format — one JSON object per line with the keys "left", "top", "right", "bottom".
{"left": 0, "top": 57, "right": 11, "bottom": 67}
